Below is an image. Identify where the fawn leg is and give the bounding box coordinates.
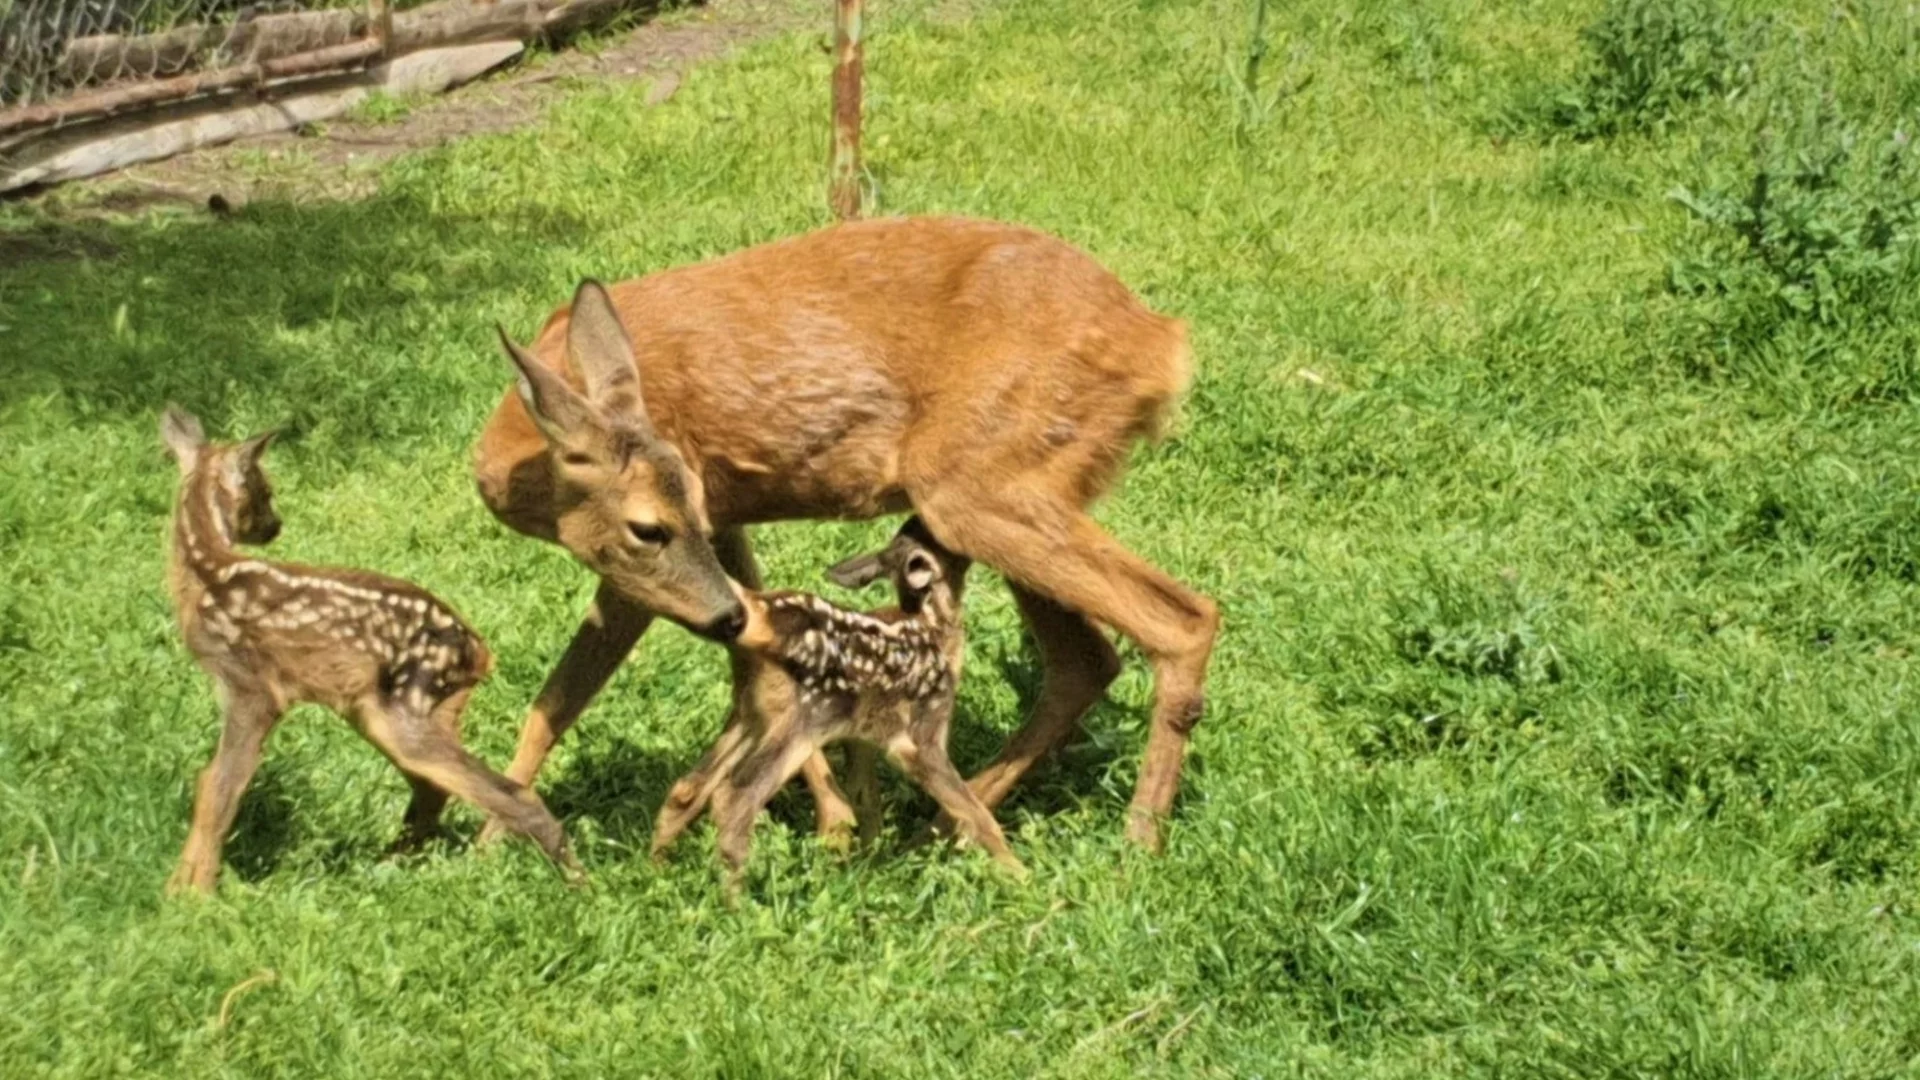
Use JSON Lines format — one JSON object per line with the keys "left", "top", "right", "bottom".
{"left": 844, "top": 742, "right": 883, "bottom": 846}
{"left": 359, "top": 698, "right": 583, "bottom": 883}
{"left": 890, "top": 726, "right": 1025, "bottom": 877}
{"left": 391, "top": 687, "right": 475, "bottom": 852}
{"left": 167, "top": 685, "right": 281, "bottom": 896}
{"left": 711, "top": 733, "right": 819, "bottom": 901}
{"left": 918, "top": 492, "right": 1219, "bottom": 853}
{"left": 927, "top": 585, "right": 1120, "bottom": 838}
{"left": 714, "top": 526, "right": 856, "bottom": 844}
{"left": 650, "top": 718, "right": 751, "bottom": 860}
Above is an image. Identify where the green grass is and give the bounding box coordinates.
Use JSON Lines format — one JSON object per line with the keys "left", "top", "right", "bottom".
{"left": 4, "top": 0, "right": 1920, "bottom": 1074}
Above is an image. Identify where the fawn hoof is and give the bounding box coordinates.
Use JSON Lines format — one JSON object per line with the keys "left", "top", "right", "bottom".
{"left": 815, "top": 803, "right": 858, "bottom": 851}
{"left": 475, "top": 817, "right": 511, "bottom": 848}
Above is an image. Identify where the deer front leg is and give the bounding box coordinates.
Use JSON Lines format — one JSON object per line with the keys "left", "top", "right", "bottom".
{"left": 167, "top": 684, "right": 281, "bottom": 897}
{"left": 477, "top": 583, "right": 653, "bottom": 846}
{"left": 713, "top": 526, "right": 857, "bottom": 847}
{"left": 651, "top": 715, "right": 752, "bottom": 860}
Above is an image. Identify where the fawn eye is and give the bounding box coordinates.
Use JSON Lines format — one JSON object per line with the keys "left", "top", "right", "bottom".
{"left": 559, "top": 451, "right": 596, "bottom": 468}
{"left": 628, "top": 522, "right": 672, "bottom": 548}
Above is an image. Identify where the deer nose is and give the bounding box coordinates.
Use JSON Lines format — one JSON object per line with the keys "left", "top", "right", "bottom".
{"left": 702, "top": 605, "right": 747, "bottom": 643}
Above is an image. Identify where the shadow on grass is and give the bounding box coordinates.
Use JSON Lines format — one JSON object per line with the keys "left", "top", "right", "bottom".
{"left": 0, "top": 189, "right": 588, "bottom": 447}
{"left": 536, "top": 637, "right": 1141, "bottom": 859}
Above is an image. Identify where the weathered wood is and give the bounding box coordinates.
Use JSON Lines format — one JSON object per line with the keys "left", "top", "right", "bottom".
{"left": 0, "top": 41, "right": 524, "bottom": 192}
{"left": 57, "top": 11, "right": 366, "bottom": 89}
{"left": 829, "top": 0, "right": 863, "bottom": 220}
{"left": 4, "top": 0, "right": 631, "bottom": 137}
{"left": 1, "top": 38, "right": 385, "bottom": 137}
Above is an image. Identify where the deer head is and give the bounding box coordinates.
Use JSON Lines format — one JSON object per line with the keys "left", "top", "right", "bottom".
{"left": 160, "top": 405, "right": 282, "bottom": 546}
{"left": 496, "top": 281, "right": 745, "bottom": 641}
{"left": 826, "top": 517, "right": 971, "bottom": 619}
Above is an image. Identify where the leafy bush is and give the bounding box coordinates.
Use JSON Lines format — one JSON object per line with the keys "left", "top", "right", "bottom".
{"left": 1669, "top": 98, "right": 1920, "bottom": 325}
{"left": 1516, "top": 0, "right": 1750, "bottom": 139}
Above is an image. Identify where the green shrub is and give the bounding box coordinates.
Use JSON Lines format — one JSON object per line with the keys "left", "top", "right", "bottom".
{"left": 1669, "top": 98, "right": 1920, "bottom": 325}
{"left": 1517, "top": 0, "right": 1750, "bottom": 139}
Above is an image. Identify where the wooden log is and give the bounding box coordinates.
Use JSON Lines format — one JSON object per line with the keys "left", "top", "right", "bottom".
{"left": 56, "top": 10, "right": 366, "bottom": 89}
{"left": 10, "top": 0, "right": 630, "bottom": 137}
{"left": 0, "top": 38, "right": 385, "bottom": 137}
{"left": 0, "top": 41, "right": 524, "bottom": 192}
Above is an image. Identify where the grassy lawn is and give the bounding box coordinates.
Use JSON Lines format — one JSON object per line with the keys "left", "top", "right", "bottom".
{"left": 4, "top": 0, "right": 1920, "bottom": 1074}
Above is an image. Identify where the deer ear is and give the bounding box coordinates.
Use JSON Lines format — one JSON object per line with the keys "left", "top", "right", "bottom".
{"left": 159, "top": 405, "right": 206, "bottom": 473}
{"left": 902, "top": 551, "right": 937, "bottom": 592}
{"left": 498, "top": 324, "right": 599, "bottom": 445}
{"left": 236, "top": 429, "right": 278, "bottom": 466}
{"left": 566, "top": 280, "right": 645, "bottom": 417}
{"left": 826, "top": 551, "right": 886, "bottom": 589}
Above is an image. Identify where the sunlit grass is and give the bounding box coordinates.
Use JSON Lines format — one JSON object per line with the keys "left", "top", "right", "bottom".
{"left": 2, "top": 0, "right": 1917, "bottom": 1075}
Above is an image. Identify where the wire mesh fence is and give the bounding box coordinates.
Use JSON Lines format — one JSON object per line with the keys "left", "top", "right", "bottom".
{"left": 1, "top": 0, "right": 391, "bottom": 111}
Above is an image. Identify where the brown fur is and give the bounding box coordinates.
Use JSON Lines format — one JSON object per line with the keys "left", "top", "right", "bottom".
{"left": 476, "top": 215, "right": 1218, "bottom": 853}
{"left": 158, "top": 406, "right": 581, "bottom": 895}
{"left": 650, "top": 519, "right": 1022, "bottom": 897}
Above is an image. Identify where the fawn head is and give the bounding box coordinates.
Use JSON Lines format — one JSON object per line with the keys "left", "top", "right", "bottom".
{"left": 160, "top": 405, "right": 282, "bottom": 546}
{"left": 496, "top": 281, "right": 744, "bottom": 641}
{"left": 826, "top": 517, "right": 971, "bottom": 619}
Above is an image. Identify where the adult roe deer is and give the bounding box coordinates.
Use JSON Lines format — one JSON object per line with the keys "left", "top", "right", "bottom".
{"left": 473, "top": 215, "right": 1219, "bottom": 852}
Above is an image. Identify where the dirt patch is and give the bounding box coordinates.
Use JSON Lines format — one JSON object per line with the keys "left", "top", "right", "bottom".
{"left": 12, "top": 0, "right": 817, "bottom": 215}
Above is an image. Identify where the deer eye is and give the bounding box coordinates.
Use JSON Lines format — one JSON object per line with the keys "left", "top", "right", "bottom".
{"left": 628, "top": 522, "right": 672, "bottom": 548}
{"left": 559, "top": 451, "right": 596, "bottom": 469}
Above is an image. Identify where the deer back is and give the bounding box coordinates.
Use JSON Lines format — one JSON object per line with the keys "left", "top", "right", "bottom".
{"left": 474, "top": 216, "right": 1191, "bottom": 541}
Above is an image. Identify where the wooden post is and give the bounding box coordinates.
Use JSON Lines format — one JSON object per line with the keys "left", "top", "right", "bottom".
{"left": 829, "top": 0, "right": 863, "bottom": 220}
{"left": 370, "top": 0, "right": 395, "bottom": 55}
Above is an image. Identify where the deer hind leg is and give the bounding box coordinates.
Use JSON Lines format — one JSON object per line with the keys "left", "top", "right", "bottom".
{"left": 918, "top": 492, "right": 1219, "bottom": 853}
{"left": 929, "top": 587, "right": 1119, "bottom": 841}
{"left": 167, "top": 684, "right": 282, "bottom": 896}
{"left": 889, "top": 733, "right": 1025, "bottom": 877}
{"left": 710, "top": 732, "right": 819, "bottom": 902}
{"left": 359, "top": 697, "right": 583, "bottom": 883}
{"left": 714, "top": 526, "right": 858, "bottom": 847}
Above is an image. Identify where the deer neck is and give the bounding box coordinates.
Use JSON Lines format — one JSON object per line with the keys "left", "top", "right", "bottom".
{"left": 171, "top": 468, "right": 242, "bottom": 588}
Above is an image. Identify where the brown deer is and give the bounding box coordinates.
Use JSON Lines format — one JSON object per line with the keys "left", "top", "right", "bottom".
{"left": 650, "top": 517, "right": 1022, "bottom": 894}
{"left": 159, "top": 406, "right": 581, "bottom": 895}
{"left": 475, "top": 215, "right": 1219, "bottom": 853}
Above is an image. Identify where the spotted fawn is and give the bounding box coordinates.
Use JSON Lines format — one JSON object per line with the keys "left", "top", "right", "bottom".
{"left": 158, "top": 406, "right": 580, "bottom": 895}
{"left": 650, "top": 517, "right": 1024, "bottom": 894}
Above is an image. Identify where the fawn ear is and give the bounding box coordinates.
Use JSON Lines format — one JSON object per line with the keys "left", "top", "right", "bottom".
{"left": 902, "top": 551, "right": 938, "bottom": 593}
{"left": 498, "top": 324, "right": 600, "bottom": 447}
{"left": 566, "top": 280, "right": 647, "bottom": 420}
{"left": 826, "top": 551, "right": 886, "bottom": 589}
{"left": 236, "top": 429, "right": 278, "bottom": 467}
{"left": 159, "top": 405, "right": 206, "bottom": 473}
